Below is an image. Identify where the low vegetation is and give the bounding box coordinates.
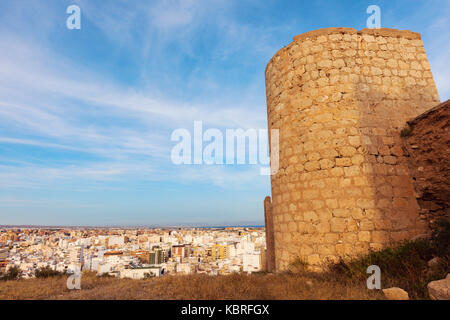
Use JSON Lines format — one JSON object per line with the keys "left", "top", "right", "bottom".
{"left": 0, "top": 270, "right": 382, "bottom": 300}
{"left": 34, "top": 266, "right": 66, "bottom": 279}
{"left": 0, "top": 219, "right": 448, "bottom": 300}
{"left": 0, "top": 265, "right": 21, "bottom": 281}
{"left": 400, "top": 125, "right": 413, "bottom": 137}
{"left": 326, "top": 218, "right": 449, "bottom": 299}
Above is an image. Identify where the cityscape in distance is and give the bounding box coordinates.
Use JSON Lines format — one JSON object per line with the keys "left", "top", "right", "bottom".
{"left": 0, "top": 0, "right": 448, "bottom": 306}
{"left": 0, "top": 226, "right": 267, "bottom": 279}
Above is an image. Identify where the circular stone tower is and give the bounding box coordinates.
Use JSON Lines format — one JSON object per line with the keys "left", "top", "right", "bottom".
{"left": 265, "top": 28, "right": 440, "bottom": 271}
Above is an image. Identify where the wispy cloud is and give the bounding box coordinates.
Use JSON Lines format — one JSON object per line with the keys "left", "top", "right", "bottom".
{"left": 0, "top": 34, "right": 269, "bottom": 191}
{"left": 425, "top": 15, "right": 450, "bottom": 100}
{"left": 2, "top": 0, "right": 447, "bottom": 224}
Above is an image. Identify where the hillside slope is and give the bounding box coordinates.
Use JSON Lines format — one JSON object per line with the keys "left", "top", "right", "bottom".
{"left": 0, "top": 271, "right": 380, "bottom": 300}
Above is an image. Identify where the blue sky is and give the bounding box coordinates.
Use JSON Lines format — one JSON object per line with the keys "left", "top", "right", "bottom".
{"left": 0, "top": 0, "right": 449, "bottom": 226}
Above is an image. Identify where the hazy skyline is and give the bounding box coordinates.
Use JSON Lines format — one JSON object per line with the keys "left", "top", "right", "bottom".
{"left": 1, "top": 0, "right": 449, "bottom": 226}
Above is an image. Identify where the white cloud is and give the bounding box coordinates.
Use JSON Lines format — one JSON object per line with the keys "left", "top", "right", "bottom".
{"left": 0, "top": 1, "right": 278, "bottom": 192}
{"left": 425, "top": 16, "right": 450, "bottom": 101}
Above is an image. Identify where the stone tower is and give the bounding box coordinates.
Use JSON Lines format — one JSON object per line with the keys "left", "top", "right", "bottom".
{"left": 264, "top": 28, "right": 440, "bottom": 271}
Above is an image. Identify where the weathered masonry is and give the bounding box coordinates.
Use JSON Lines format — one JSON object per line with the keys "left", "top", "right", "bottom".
{"left": 264, "top": 27, "right": 441, "bottom": 271}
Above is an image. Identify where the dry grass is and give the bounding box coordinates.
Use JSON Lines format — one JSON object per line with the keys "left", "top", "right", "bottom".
{"left": 2, "top": 220, "right": 447, "bottom": 300}
{"left": 0, "top": 271, "right": 382, "bottom": 300}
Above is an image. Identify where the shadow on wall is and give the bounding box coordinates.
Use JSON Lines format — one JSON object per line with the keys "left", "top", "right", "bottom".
{"left": 355, "top": 81, "right": 441, "bottom": 248}
{"left": 401, "top": 99, "right": 450, "bottom": 227}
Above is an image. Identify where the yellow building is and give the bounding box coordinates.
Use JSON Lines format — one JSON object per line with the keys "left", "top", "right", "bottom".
{"left": 211, "top": 244, "right": 228, "bottom": 260}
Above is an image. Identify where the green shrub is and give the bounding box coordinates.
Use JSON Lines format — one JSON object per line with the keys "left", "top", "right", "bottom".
{"left": 430, "top": 218, "right": 450, "bottom": 257}
{"left": 289, "top": 256, "right": 309, "bottom": 272}
{"left": 0, "top": 265, "right": 21, "bottom": 281}
{"left": 400, "top": 126, "right": 413, "bottom": 137}
{"left": 326, "top": 233, "right": 449, "bottom": 299}
{"left": 35, "top": 266, "right": 65, "bottom": 278}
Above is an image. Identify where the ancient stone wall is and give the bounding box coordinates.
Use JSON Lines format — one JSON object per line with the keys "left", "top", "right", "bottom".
{"left": 402, "top": 100, "right": 450, "bottom": 227}
{"left": 264, "top": 196, "right": 275, "bottom": 272}
{"left": 265, "top": 27, "right": 441, "bottom": 271}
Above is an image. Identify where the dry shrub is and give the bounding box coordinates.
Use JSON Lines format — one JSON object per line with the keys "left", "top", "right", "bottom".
{"left": 1, "top": 222, "right": 447, "bottom": 300}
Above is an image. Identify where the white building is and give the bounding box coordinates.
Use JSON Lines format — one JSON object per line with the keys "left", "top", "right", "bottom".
{"left": 175, "top": 263, "right": 191, "bottom": 275}
{"left": 119, "top": 267, "right": 161, "bottom": 279}
{"left": 97, "top": 262, "right": 112, "bottom": 275}
{"left": 242, "top": 254, "right": 261, "bottom": 273}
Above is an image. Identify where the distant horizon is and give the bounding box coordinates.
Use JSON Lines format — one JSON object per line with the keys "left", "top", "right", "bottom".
{"left": 0, "top": 223, "right": 265, "bottom": 229}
